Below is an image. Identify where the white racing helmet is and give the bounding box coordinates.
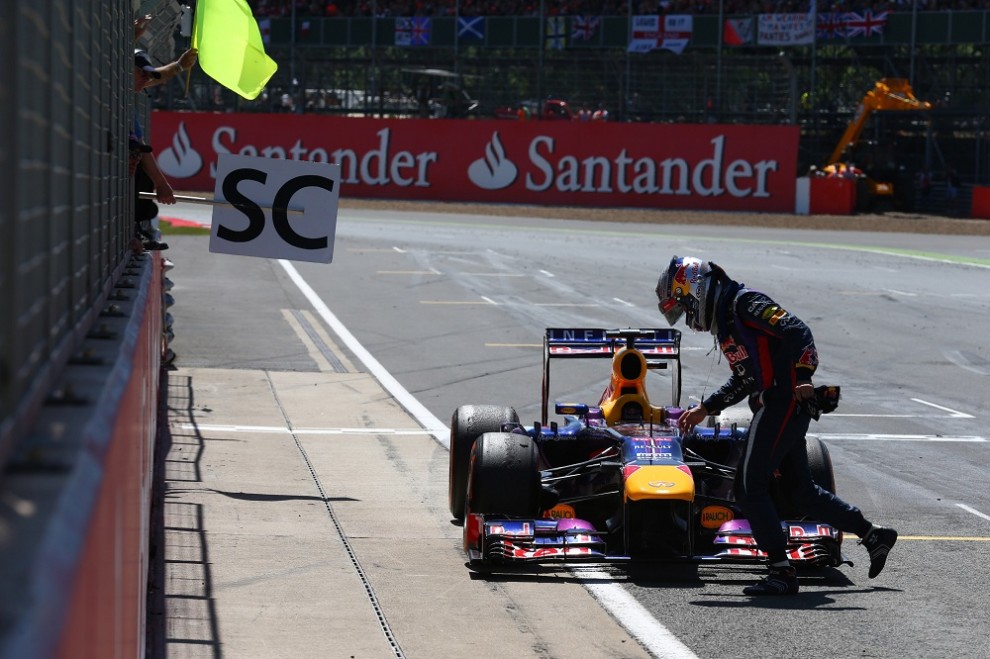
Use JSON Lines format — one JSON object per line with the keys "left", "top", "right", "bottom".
{"left": 655, "top": 256, "right": 723, "bottom": 333}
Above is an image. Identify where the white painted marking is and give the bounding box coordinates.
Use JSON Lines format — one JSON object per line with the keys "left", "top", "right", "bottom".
{"left": 462, "top": 272, "right": 525, "bottom": 277}
{"left": 534, "top": 303, "right": 600, "bottom": 307}
{"left": 812, "top": 433, "right": 987, "bottom": 443}
{"left": 830, "top": 413, "right": 932, "bottom": 418}
{"left": 884, "top": 288, "right": 918, "bottom": 297}
{"left": 278, "top": 260, "right": 449, "bottom": 445}
{"left": 945, "top": 350, "right": 990, "bottom": 376}
{"left": 481, "top": 296, "right": 498, "bottom": 305}
{"left": 957, "top": 504, "right": 990, "bottom": 523}
{"left": 377, "top": 270, "right": 441, "bottom": 275}
{"left": 613, "top": 297, "right": 636, "bottom": 307}
{"left": 278, "top": 259, "right": 698, "bottom": 659}
{"left": 582, "top": 573, "right": 700, "bottom": 659}
{"left": 392, "top": 246, "right": 406, "bottom": 253}
{"left": 179, "top": 423, "right": 432, "bottom": 436}
{"left": 540, "top": 269, "right": 555, "bottom": 277}
{"left": 420, "top": 299, "right": 496, "bottom": 306}
{"left": 911, "top": 398, "right": 974, "bottom": 418}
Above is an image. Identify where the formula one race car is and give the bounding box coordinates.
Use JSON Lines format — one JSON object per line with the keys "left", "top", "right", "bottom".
{"left": 448, "top": 328, "right": 849, "bottom": 568}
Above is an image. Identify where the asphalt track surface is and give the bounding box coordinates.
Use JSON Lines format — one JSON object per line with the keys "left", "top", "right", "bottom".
{"left": 160, "top": 201, "right": 990, "bottom": 659}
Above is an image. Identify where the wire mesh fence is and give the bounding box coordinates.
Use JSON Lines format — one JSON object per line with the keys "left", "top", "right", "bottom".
{"left": 0, "top": 0, "right": 135, "bottom": 465}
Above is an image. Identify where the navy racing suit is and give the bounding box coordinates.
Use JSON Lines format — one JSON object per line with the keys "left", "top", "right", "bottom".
{"left": 702, "top": 280, "right": 871, "bottom": 564}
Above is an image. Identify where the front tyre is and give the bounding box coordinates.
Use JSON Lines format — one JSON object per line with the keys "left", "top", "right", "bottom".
{"left": 465, "top": 432, "right": 540, "bottom": 518}
{"left": 448, "top": 405, "right": 519, "bottom": 520}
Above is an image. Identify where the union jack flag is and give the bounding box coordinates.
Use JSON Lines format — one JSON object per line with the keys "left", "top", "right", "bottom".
{"left": 571, "top": 15, "right": 601, "bottom": 42}
{"left": 816, "top": 12, "right": 846, "bottom": 40}
{"left": 843, "top": 10, "right": 888, "bottom": 38}
{"left": 395, "top": 17, "right": 431, "bottom": 46}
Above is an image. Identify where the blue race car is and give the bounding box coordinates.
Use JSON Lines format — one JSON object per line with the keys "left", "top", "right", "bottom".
{"left": 449, "top": 328, "right": 848, "bottom": 568}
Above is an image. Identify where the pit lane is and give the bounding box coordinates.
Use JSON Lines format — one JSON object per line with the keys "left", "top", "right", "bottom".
{"left": 165, "top": 202, "right": 990, "bottom": 659}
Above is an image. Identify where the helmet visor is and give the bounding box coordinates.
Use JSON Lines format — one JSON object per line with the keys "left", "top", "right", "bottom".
{"left": 658, "top": 296, "right": 685, "bottom": 326}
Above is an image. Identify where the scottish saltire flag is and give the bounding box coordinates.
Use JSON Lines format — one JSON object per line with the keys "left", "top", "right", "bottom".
{"left": 843, "top": 10, "right": 888, "bottom": 38}
{"left": 545, "top": 16, "right": 566, "bottom": 50}
{"left": 571, "top": 15, "right": 600, "bottom": 42}
{"left": 457, "top": 16, "right": 485, "bottom": 41}
{"left": 396, "top": 17, "right": 431, "bottom": 46}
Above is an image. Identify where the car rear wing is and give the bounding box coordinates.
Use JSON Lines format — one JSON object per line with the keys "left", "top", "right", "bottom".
{"left": 542, "top": 328, "right": 681, "bottom": 424}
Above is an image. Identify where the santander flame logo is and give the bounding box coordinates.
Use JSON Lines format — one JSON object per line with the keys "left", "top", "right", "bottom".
{"left": 468, "top": 131, "right": 518, "bottom": 190}
{"left": 157, "top": 121, "right": 203, "bottom": 179}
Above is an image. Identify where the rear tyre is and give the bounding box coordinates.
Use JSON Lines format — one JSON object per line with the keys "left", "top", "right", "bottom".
{"left": 806, "top": 435, "right": 836, "bottom": 494}
{"left": 773, "top": 436, "right": 837, "bottom": 519}
{"left": 465, "top": 432, "right": 540, "bottom": 518}
{"left": 448, "top": 405, "right": 519, "bottom": 520}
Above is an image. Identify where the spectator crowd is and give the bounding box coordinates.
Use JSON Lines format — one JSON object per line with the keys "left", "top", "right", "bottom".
{"left": 250, "top": 0, "right": 986, "bottom": 19}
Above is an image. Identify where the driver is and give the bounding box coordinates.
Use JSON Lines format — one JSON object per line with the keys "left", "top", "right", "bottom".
{"left": 655, "top": 256, "right": 897, "bottom": 596}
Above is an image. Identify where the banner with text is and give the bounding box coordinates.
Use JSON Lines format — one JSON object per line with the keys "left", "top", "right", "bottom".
{"left": 151, "top": 112, "right": 799, "bottom": 213}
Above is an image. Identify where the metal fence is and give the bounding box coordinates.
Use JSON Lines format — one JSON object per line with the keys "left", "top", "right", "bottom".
{"left": 0, "top": 0, "right": 135, "bottom": 465}
{"left": 144, "top": 10, "right": 990, "bottom": 199}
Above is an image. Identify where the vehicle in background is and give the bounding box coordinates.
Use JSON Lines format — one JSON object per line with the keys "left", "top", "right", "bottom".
{"left": 494, "top": 98, "right": 608, "bottom": 121}
{"left": 822, "top": 78, "right": 932, "bottom": 211}
{"left": 401, "top": 67, "right": 480, "bottom": 119}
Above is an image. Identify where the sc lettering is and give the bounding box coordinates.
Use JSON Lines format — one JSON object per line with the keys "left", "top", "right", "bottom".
{"left": 218, "top": 168, "right": 333, "bottom": 249}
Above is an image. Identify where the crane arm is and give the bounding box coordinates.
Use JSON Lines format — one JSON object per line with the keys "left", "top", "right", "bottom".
{"left": 825, "top": 78, "right": 932, "bottom": 166}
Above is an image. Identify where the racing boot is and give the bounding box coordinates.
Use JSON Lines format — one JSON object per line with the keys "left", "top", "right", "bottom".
{"left": 860, "top": 525, "right": 898, "bottom": 578}
{"left": 743, "top": 564, "right": 799, "bottom": 596}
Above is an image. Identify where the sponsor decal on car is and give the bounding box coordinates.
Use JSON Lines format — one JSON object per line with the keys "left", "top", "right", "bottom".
{"left": 543, "top": 504, "right": 576, "bottom": 519}
{"left": 700, "top": 505, "right": 735, "bottom": 529}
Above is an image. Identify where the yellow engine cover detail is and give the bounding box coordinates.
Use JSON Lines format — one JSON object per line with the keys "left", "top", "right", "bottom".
{"left": 600, "top": 393, "right": 665, "bottom": 426}
{"left": 625, "top": 465, "right": 695, "bottom": 502}
{"left": 599, "top": 348, "right": 665, "bottom": 426}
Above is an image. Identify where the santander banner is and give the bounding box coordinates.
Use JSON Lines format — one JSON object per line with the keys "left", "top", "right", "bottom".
{"left": 151, "top": 112, "right": 799, "bottom": 212}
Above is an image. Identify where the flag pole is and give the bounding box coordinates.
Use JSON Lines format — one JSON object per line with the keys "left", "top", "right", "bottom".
{"left": 716, "top": 0, "right": 723, "bottom": 117}
{"left": 624, "top": 2, "right": 631, "bottom": 121}
{"left": 139, "top": 192, "right": 304, "bottom": 215}
{"left": 538, "top": 0, "right": 545, "bottom": 104}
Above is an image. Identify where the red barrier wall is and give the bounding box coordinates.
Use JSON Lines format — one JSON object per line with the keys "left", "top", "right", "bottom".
{"left": 809, "top": 177, "right": 856, "bottom": 215}
{"left": 53, "top": 254, "right": 162, "bottom": 659}
{"left": 971, "top": 185, "right": 990, "bottom": 219}
{"left": 151, "top": 112, "right": 800, "bottom": 213}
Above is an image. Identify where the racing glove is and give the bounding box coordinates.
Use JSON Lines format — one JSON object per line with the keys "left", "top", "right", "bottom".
{"left": 801, "top": 385, "right": 841, "bottom": 421}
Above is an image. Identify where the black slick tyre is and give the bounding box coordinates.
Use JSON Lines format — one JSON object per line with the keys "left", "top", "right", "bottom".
{"left": 448, "top": 405, "right": 519, "bottom": 520}
{"left": 465, "top": 432, "right": 540, "bottom": 518}
{"left": 806, "top": 435, "right": 836, "bottom": 494}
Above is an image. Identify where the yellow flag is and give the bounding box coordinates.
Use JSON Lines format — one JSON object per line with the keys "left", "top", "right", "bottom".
{"left": 192, "top": 0, "right": 278, "bottom": 100}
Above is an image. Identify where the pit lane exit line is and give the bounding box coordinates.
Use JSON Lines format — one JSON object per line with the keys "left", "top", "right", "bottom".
{"left": 179, "top": 423, "right": 434, "bottom": 436}
{"left": 812, "top": 434, "right": 986, "bottom": 442}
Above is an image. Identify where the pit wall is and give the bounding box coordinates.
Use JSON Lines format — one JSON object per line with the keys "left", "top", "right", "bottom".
{"left": 0, "top": 252, "right": 162, "bottom": 659}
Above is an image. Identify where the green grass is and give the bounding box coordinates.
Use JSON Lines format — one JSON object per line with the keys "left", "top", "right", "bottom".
{"left": 159, "top": 220, "right": 210, "bottom": 236}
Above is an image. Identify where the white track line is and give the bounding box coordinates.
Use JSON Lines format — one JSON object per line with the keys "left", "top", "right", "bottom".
{"left": 812, "top": 434, "right": 986, "bottom": 442}
{"left": 180, "top": 423, "right": 432, "bottom": 436}
{"left": 279, "top": 260, "right": 449, "bottom": 445}
{"left": 911, "top": 398, "right": 974, "bottom": 418}
{"left": 957, "top": 504, "right": 990, "bottom": 523}
{"left": 278, "top": 259, "right": 698, "bottom": 659}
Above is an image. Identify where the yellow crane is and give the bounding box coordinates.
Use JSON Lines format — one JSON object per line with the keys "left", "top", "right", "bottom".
{"left": 822, "top": 78, "right": 932, "bottom": 209}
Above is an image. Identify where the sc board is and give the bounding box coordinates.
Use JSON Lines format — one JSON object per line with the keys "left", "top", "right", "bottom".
{"left": 209, "top": 154, "right": 341, "bottom": 264}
